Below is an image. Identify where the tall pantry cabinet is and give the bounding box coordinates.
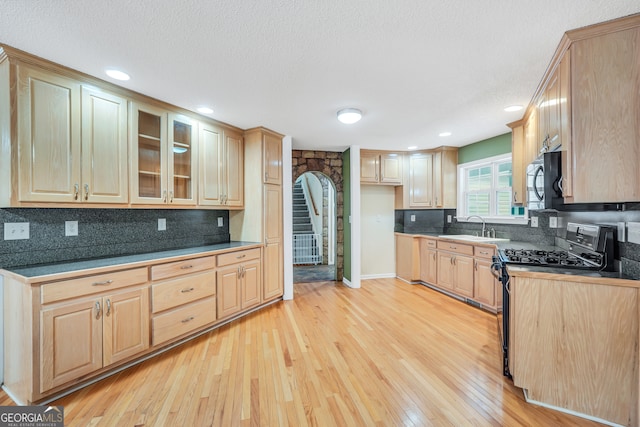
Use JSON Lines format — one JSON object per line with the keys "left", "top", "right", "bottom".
{"left": 230, "top": 128, "right": 284, "bottom": 301}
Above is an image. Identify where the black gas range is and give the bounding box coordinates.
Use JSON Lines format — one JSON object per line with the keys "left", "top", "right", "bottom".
{"left": 492, "top": 222, "right": 616, "bottom": 378}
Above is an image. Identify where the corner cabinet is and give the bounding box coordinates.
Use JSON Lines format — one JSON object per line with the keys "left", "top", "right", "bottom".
{"left": 130, "top": 103, "right": 198, "bottom": 205}
{"left": 198, "top": 122, "right": 244, "bottom": 208}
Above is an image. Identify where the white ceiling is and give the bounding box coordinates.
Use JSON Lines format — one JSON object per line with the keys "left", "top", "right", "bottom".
{"left": 1, "top": 1, "right": 639, "bottom": 152}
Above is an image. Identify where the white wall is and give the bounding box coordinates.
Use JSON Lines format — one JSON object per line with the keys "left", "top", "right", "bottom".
{"left": 283, "top": 136, "right": 293, "bottom": 300}
{"left": 360, "top": 185, "right": 396, "bottom": 278}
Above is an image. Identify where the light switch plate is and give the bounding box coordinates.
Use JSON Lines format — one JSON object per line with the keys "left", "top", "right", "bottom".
{"left": 530, "top": 217, "right": 538, "bottom": 228}
{"left": 447, "top": 215, "right": 452, "bottom": 223}
{"left": 4, "top": 222, "right": 29, "bottom": 240}
{"left": 65, "top": 220, "right": 78, "bottom": 236}
{"left": 158, "top": 218, "right": 166, "bottom": 231}
{"left": 410, "top": 215, "right": 416, "bottom": 222}
{"left": 618, "top": 222, "right": 626, "bottom": 243}
{"left": 627, "top": 222, "right": 640, "bottom": 244}
{"left": 217, "top": 217, "right": 224, "bottom": 227}
{"left": 549, "top": 217, "right": 558, "bottom": 228}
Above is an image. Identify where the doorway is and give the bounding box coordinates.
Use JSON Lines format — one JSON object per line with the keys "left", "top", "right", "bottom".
{"left": 292, "top": 172, "right": 336, "bottom": 282}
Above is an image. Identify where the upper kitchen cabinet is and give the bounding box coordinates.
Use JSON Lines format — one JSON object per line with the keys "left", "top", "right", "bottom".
{"left": 130, "top": 103, "right": 197, "bottom": 205}
{"left": 0, "top": 55, "right": 129, "bottom": 205}
{"left": 360, "top": 151, "right": 403, "bottom": 185}
{"left": 507, "top": 121, "right": 525, "bottom": 205}
{"left": 198, "top": 122, "right": 244, "bottom": 208}
{"left": 263, "top": 132, "right": 282, "bottom": 185}
{"left": 395, "top": 147, "right": 457, "bottom": 209}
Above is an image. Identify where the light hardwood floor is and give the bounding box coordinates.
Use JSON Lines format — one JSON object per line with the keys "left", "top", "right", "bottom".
{"left": 0, "top": 278, "right": 602, "bottom": 426}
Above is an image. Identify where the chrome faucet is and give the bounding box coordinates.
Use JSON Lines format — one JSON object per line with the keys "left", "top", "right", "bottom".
{"left": 466, "top": 215, "right": 486, "bottom": 237}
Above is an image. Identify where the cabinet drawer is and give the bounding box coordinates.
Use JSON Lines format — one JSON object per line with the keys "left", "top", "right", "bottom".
{"left": 474, "top": 246, "right": 496, "bottom": 259}
{"left": 152, "top": 297, "right": 216, "bottom": 346}
{"left": 151, "top": 270, "right": 216, "bottom": 313}
{"left": 150, "top": 256, "right": 215, "bottom": 281}
{"left": 421, "top": 238, "right": 437, "bottom": 248}
{"left": 217, "top": 248, "right": 261, "bottom": 267}
{"left": 41, "top": 267, "right": 148, "bottom": 304}
{"left": 436, "top": 241, "right": 474, "bottom": 256}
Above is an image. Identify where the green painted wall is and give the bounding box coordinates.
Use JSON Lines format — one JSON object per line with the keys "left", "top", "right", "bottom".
{"left": 457, "top": 133, "right": 511, "bottom": 164}
{"left": 342, "top": 149, "right": 351, "bottom": 281}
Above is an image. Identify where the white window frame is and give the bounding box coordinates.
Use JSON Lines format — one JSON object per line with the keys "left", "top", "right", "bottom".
{"left": 456, "top": 153, "right": 528, "bottom": 225}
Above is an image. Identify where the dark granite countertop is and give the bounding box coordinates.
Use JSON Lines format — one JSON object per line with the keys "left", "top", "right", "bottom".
{"left": 2, "top": 241, "right": 261, "bottom": 280}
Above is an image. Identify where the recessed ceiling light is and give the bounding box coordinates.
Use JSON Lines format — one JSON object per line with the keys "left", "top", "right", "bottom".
{"left": 439, "top": 132, "right": 452, "bottom": 137}
{"left": 337, "top": 108, "right": 362, "bottom": 124}
{"left": 407, "top": 146, "right": 418, "bottom": 150}
{"left": 197, "top": 107, "right": 214, "bottom": 114}
{"left": 504, "top": 105, "right": 523, "bottom": 112}
{"left": 105, "top": 69, "right": 130, "bottom": 81}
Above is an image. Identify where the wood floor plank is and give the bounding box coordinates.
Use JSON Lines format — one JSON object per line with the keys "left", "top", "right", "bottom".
{"left": 1, "top": 278, "right": 608, "bottom": 426}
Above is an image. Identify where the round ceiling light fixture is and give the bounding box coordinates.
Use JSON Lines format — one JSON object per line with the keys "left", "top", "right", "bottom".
{"left": 504, "top": 105, "right": 523, "bottom": 112}
{"left": 105, "top": 69, "right": 130, "bottom": 81}
{"left": 197, "top": 107, "right": 214, "bottom": 114}
{"left": 337, "top": 108, "right": 362, "bottom": 124}
{"left": 439, "top": 131, "right": 452, "bottom": 137}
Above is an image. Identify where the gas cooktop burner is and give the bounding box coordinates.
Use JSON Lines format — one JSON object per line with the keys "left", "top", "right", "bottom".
{"left": 500, "top": 248, "right": 602, "bottom": 269}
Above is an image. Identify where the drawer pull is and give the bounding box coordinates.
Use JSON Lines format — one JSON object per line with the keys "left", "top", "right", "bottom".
{"left": 181, "top": 316, "right": 195, "bottom": 323}
{"left": 450, "top": 246, "right": 457, "bottom": 250}
{"left": 479, "top": 251, "right": 489, "bottom": 255}
{"left": 236, "top": 254, "right": 246, "bottom": 259}
{"left": 180, "top": 265, "right": 194, "bottom": 270}
{"left": 181, "top": 287, "right": 195, "bottom": 293}
{"left": 92, "top": 280, "right": 114, "bottom": 286}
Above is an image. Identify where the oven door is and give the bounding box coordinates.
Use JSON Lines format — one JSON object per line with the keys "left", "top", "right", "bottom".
{"left": 492, "top": 256, "right": 512, "bottom": 378}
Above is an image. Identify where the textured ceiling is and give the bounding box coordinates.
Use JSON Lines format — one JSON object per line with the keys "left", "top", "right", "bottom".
{"left": 1, "top": 1, "right": 639, "bottom": 152}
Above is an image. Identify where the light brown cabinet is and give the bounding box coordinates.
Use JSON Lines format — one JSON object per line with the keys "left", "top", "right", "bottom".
{"left": 360, "top": 151, "right": 402, "bottom": 185}
{"left": 263, "top": 184, "right": 283, "bottom": 300}
{"left": 508, "top": 122, "right": 526, "bottom": 205}
{"left": 263, "top": 132, "right": 282, "bottom": 185}
{"left": 419, "top": 237, "right": 437, "bottom": 284}
{"left": 40, "top": 284, "right": 149, "bottom": 393}
{"left": 395, "top": 147, "right": 457, "bottom": 209}
{"left": 395, "top": 234, "right": 420, "bottom": 282}
{"left": 198, "top": 122, "right": 244, "bottom": 207}
{"left": 217, "top": 248, "right": 262, "bottom": 319}
{"left": 14, "top": 65, "right": 129, "bottom": 204}
{"left": 436, "top": 241, "right": 474, "bottom": 297}
{"left": 130, "top": 104, "right": 198, "bottom": 205}
{"left": 473, "top": 246, "right": 500, "bottom": 308}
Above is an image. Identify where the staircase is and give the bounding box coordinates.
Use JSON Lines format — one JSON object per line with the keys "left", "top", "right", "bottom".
{"left": 293, "top": 181, "right": 321, "bottom": 264}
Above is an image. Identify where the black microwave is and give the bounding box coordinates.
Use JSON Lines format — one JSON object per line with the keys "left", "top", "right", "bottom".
{"left": 526, "top": 151, "right": 563, "bottom": 211}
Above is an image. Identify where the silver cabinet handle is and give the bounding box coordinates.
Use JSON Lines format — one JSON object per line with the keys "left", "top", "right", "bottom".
{"left": 74, "top": 183, "right": 79, "bottom": 200}
{"left": 84, "top": 184, "right": 89, "bottom": 200}
{"left": 106, "top": 299, "right": 111, "bottom": 316}
{"left": 479, "top": 251, "right": 489, "bottom": 255}
{"left": 181, "top": 316, "right": 195, "bottom": 323}
{"left": 95, "top": 301, "right": 102, "bottom": 319}
{"left": 181, "top": 287, "right": 195, "bottom": 293}
{"left": 92, "top": 280, "right": 113, "bottom": 286}
{"left": 169, "top": 191, "right": 174, "bottom": 203}
{"left": 163, "top": 190, "right": 167, "bottom": 203}
{"left": 236, "top": 254, "right": 246, "bottom": 259}
{"left": 513, "top": 192, "right": 517, "bottom": 203}
{"left": 180, "top": 265, "right": 193, "bottom": 270}
{"left": 474, "top": 260, "right": 478, "bottom": 271}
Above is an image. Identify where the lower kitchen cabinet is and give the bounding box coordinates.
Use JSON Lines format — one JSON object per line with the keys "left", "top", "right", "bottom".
{"left": 395, "top": 234, "right": 420, "bottom": 282}
{"left": 40, "top": 286, "right": 149, "bottom": 393}
{"left": 217, "top": 248, "right": 262, "bottom": 319}
{"left": 419, "top": 237, "right": 438, "bottom": 284}
{"left": 473, "top": 246, "right": 501, "bottom": 308}
{"left": 436, "top": 241, "right": 474, "bottom": 297}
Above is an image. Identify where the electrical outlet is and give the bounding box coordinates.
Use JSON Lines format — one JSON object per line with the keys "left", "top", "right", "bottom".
{"left": 627, "top": 222, "right": 640, "bottom": 244}
{"left": 618, "top": 222, "right": 626, "bottom": 243}
{"left": 447, "top": 215, "right": 452, "bottom": 223}
{"left": 530, "top": 217, "right": 538, "bottom": 228}
{"left": 4, "top": 222, "right": 29, "bottom": 240}
{"left": 158, "top": 218, "right": 166, "bottom": 231}
{"left": 65, "top": 221, "right": 78, "bottom": 236}
{"left": 217, "top": 217, "right": 224, "bottom": 227}
{"left": 549, "top": 217, "right": 558, "bottom": 228}
{"left": 410, "top": 215, "right": 416, "bottom": 222}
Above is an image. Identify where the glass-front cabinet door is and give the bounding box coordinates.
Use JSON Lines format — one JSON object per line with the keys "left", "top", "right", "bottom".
{"left": 168, "top": 113, "right": 197, "bottom": 205}
{"left": 131, "top": 103, "right": 167, "bottom": 204}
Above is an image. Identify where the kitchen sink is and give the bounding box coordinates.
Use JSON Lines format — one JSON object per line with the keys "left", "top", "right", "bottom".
{"left": 437, "top": 234, "right": 510, "bottom": 243}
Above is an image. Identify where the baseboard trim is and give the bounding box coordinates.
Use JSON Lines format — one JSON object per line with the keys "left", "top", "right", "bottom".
{"left": 361, "top": 273, "right": 396, "bottom": 280}
{"left": 523, "top": 389, "right": 622, "bottom": 427}
{"left": 342, "top": 277, "right": 353, "bottom": 288}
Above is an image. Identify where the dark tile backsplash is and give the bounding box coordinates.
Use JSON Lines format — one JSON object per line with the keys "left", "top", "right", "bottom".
{"left": 0, "top": 208, "right": 230, "bottom": 268}
{"left": 396, "top": 208, "right": 640, "bottom": 277}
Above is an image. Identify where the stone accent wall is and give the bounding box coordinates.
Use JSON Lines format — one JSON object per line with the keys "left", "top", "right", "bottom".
{"left": 292, "top": 150, "right": 343, "bottom": 280}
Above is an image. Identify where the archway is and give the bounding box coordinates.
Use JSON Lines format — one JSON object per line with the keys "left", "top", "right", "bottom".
{"left": 292, "top": 172, "right": 337, "bottom": 282}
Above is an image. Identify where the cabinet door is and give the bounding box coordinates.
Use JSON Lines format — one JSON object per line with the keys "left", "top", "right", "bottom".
{"left": 40, "top": 299, "right": 102, "bottom": 392}
{"left": 419, "top": 239, "right": 437, "bottom": 284}
{"left": 360, "top": 152, "right": 379, "bottom": 183}
{"left": 168, "top": 114, "right": 197, "bottom": 205}
{"left": 264, "top": 241, "right": 283, "bottom": 300}
{"left": 523, "top": 110, "right": 538, "bottom": 167}
{"left": 453, "top": 255, "right": 474, "bottom": 298}
{"left": 217, "top": 266, "right": 241, "bottom": 319}
{"left": 130, "top": 103, "right": 168, "bottom": 204}
{"left": 474, "top": 259, "right": 497, "bottom": 307}
{"left": 198, "top": 122, "right": 223, "bottom": 206}
{"left": 241, "top": 260, "right": 262, "bottom": 309}
{"left": 546, "top": 71, "right": 561, "bottom": 150}
{"left": 432, "top": 151, "right": 443, "bottom": 207}
{"left": 81, "top": 86, "right": 128, "bottom": 203}
{"left": 409, "top": 153, "right": 434, "bottom": 207}
{"left": 511, "top": 124, "right": 525, "bottom": 205}
{"left": 436, "top": 253, "right": 454, "bottom": 290}
{"left": 559, "top": 52, "right": 572, "bottom": 198}
{"left": 263, "top": 132, "right": 282, "bottom": 185}
{"left": 380, "top": 153, "right": 402, "bottom": 184}
{"left": 102, "top": 288, "right": 150, "bottom": 366}
{"left": 17, "top": 66, "right": 81, "bottom": 202}
{"left": 224, "top": 128, "right": 244, "bottom": 207}
{"left": 264, "top": 184, "right": 282, "bottom": 243}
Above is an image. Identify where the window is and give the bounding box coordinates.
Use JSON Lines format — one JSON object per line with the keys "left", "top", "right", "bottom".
{"left": 457, "top": 153, "right": 526, "bottom": 224}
